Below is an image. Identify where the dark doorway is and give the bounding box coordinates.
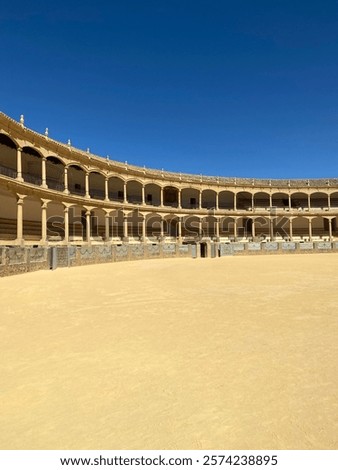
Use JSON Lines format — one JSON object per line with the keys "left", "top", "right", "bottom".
{"left": 200, "top": 242, "right": 208, "bottom": 258}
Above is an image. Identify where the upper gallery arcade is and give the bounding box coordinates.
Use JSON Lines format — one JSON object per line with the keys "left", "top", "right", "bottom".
{"left": 0, "top": 111, "right": 337, "bottom": 245}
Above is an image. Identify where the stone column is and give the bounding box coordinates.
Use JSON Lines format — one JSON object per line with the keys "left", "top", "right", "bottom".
{"left": 64, "top": 167, "right": 69, "bottom": 194}
{"left": 142, "top": 185, "right": 145, "bottom": 205}
{"left": 270, "top": 217, "right": 274, "bottom": 241}
{"left": 64, "top": 206, "right": 69, "bottom": 243}
{"left": 199, "top": 190, "right": 202, "bottom": 209}
{"left": 85, "top": 172, "right": 90, "bottom": 198}
{"left": 123, "top": 182, "right": 127, "bottom": 203}
{"left": 234, "top": 193, "right": 237, "bottom": 211}
{"left": 105, "top": 177, "right": 109, "bottom": 201}
{"left": 233, "top": 219, "right": 237, "bottom": 241}
{"left": 251, "top": 193, "right": 255, "bottom": 210}
{"left": 215, "top": 218, "right": 220, "bottom": 239}
{"left": 252, "top": 219, "right": 256, "bottom": 239}
{"left": 289, "top": 218, "right": 293, "bottom": 241}
{"left": 328, "top": 218, "right": 333, "bottom": 241}
{"left": 328, "top": 193, "right": 331, "bottom": 210}
{"left": 16, "top": 147, "right": 23, "bottom": 181}
{"left": 199, "top": 218, "right": 203, "bottom": 237}
{"left": 85, "top": 210, "right": 91, "bottom": 243}
{"left": 178, "top": 189, "right": 181, "bottom": 209}
{"left": 215, "top": 193, "right": 219, "bottom": 210}
{"left": 288, "top": 193, "right": 291, "bottom": 210}
{"left": 308, "top": 193, "right": 311, "bottom": 210}
{"left": 160, "top": 218, "right": 164, "bottom": 238}
{"left": 160, "top": 187, "right": 164, "bottom": 207}
{"left": 308, "top": 218, "right": 312, "bottom": 241}
{"left": 105, "top": 213, "right": 110, "bottom": 241}
{"left": 41, "top": 157, "right": 47, "bottom": 188}
{"left": 16, "top": 195, "right": 26, "bottom": 244}
{"left": 142, "top": 215, "right": 146, "bottom": 241}
{"left": 178, "top": 217, "right": 182, "bottom": 241}
{"left": 123, "top": 214, "right": 129, "bottom": 239}
{"left": 41, "top": 199, "right": 50, "bottom": 243}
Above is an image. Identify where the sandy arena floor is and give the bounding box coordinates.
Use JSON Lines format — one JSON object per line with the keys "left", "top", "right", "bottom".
{"left": 0, "top": 254, "right": 337, "bottom": 450}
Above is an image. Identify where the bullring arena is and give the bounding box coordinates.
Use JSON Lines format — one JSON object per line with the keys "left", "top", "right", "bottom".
{"left": 0, "top": 111, "right": 337, "bottom": 450}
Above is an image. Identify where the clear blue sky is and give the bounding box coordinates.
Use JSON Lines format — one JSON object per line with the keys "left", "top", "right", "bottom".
{"left": 1, "top": 0, "right": 338, "bottom": 178}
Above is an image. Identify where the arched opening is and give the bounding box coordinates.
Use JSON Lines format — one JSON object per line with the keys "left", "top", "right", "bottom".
{"left": 91, "top": 208, "right": 106, "bottom": 240}
{"left": 201, "top": 189, "right": 216, "bottom": 209}
{"left": 237, "top": 191, "right": 252, "bottom": 210}
{"left": 183, "top": 215, "right": 200, "bottom": 238}
{"left": 128, "top": 209, "right": 143, "bottom": 238}
{"left": 111, "top": 209, "right": 124, "bottom": 238}
{"left": 219, "top": 217, "right": 235, "bottom": 239}
{"left": 310, "top": 192, "right": 329, "bottom": 209}
{"left": 163, "top": 186, "right": 178, "bottom": 207}
{"left": 108, "top": 177, "right": 124, "bottom": 202}
{"left": 181, "top": 188, "right": 199, "bottom": 209}
{"left": 330, "top": 192, "right": 338, "bottom": 208}
{"left": 292, "top": 217, "right": 309, "bottom": 240}
{"left": 23, "top": 196, "right": 42, "bottom": 241}
{"left": 271, "top": 192, "right": 289, "bottom": 209}
{"left": 0, "top": 134, "right": 17, "bottom": 178}
{"left": 146, "top": 213, "right": 162, "bottom": 239}
{"left": 47, "top": 202, "right": 65, "bottom": 241}
{"left": 164, "top": 215, "right": 178, "bottom": 237}
{"left": 145, "top": 183, "right": 161, "bottom": 206}
{"left": 0, "top": 188, "right": 17, "bottom": 240}
{"left": 68, "top": 165, "right": 86, "bottom": 196}
{"left": 202, "top": 216, "right": 217, "bottom": 238}
{"left": 291, "top": 192, "right": 308, "bottom": 209}
{"left": 312, "top": 216, "right": 330, "bottom": 239}
{"left": 46, "top": 156, "right": 65, "bottom": 191}
{"left": 253, "top": 216, "right": 269, "bottom": 239}
{"left": 253, "top": 192, "right": 270, "bottom": 209}
{"left": 127, "top": 180, "right": 142, "bottom": 204}
{"left": 22, "top": 146, "right": 42, "bottom": 185}
{"left": 219, "top": 190, "right": 234, "bottom": 210}
{"left": 89, "top": 172, "right": 105, "bottom": 200}
{"left": 68, "top": 205, "right": 86, "bottom": 241}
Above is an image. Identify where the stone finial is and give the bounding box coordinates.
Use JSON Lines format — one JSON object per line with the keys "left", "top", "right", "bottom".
{"left": 67, "top": 139, "right": 71, "bottom": 147}
{"left": 45, "top": 128, "right": 49, "bottom": 137}
{"left": 20, "top": 114, "right": 24, "bottom": 126}
{"left": 106, "top": 155, "right": 110, "bottom": 161}
{"left": 86, "top": 148, "right": 90, "bottom": 153}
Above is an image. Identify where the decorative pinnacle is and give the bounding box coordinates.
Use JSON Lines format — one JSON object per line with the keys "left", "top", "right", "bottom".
{"left": 67, "top": 139, "right": 71, "bottom": 147}
{"left": 45, "top": 128, "right": 49, "bottom": 137}
{"left": 86, "top": 148, "right": 90, "bottom": 153}
{"left": 20, "top": 114, "right": 24, "bottom": 126}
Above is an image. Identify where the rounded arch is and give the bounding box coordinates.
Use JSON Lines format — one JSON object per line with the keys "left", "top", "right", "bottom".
{"left": 21, "top": 146, "right": 42, "bottom": 185}
{"left": 181, "top": 187, "right": 199, "bottom": 209}
{"left": 0, "top": 132, "right": 18, "bottom": 149}
{"left": 46, "top": 156, "right": 65, "bottom": 191}
{"left": 163, "top": 186, "right": 178, "bottom": 208}
{"left": 253, "top": 191, "right": 270, "bottom": 208}
{"left": 219, "top": 216, "right": 236, "bottom": 239}
{"left": 310, "top": 192, "right": 329, "bottom": 208}
{"left": 89, "top": 171, "right": 105, "bottom": 200}
{"left": 183, "top": 214, "right": 200, "bottom": 237}
{"left": 290, "top": 192, "right": 308, "bottom": 209}
{"left": 271, "top": 192, "right": 289, "bottom": 209}
{"left": 145, "top": 183, "right": 161, "bottom": 206}
{"left": 163, "top": 214, "right": 179, "bottom": 237}
{"left": 0, "top": 133, "right": 17, "bottom": 176}
{"left": 219, "top": 190, "right": 235, "bottom": 210}
{"left": 126, "top": 180, "right": 142, "bottom": 204}
{"left": 312, "top": 216, "right": 330, "bottom": 239}
{"left": 47, "top": 201, "right": 65, "bottom": 241}
{"left": 23, "top": 195, "right": 42, "bottom": 242}
{"left": 68, "top": 165, "right": 86, "bottom": 196}
{"left": 292, "top": 216, "right": 310, "bottom": 240}
{"left": 202, "top": 215, "right": 217, "bottom": 237}
{"left": 0, "top": 188, "right": 17, "bottom": 240}
{"left": 201, "top": 189, "right": 216, "bottom": 209}
{"left": 330, "top": 191, "right": 338, "bottom": 208}
{"left": 108, "top": 176, "right": 125, "bottom": 202}
{"left": 236, "top": 191, "right": 252, "bottom": 210}
{"left": 145, "top": 212, "right": 162, "bottom": 238}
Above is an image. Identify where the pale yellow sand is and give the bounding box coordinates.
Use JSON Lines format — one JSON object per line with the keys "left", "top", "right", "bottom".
{"left": 0, "top": 254, "right": 337, "bottom": 450}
